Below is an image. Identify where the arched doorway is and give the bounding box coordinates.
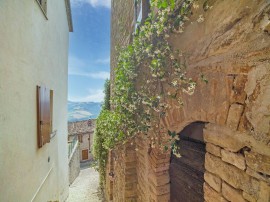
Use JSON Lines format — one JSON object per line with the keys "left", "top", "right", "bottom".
{"left": 170, "top": 122, "right": 206, "bottom": 202}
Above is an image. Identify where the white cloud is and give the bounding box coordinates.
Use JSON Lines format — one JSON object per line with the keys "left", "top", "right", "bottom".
{"left": 69, "top": 55, "right": 110, "bottom": 79}
{"left": 95, "top": 57, "right": 110, "bottom": 65}
{"left": 69, "top": 89, "right": 104, "bottom": 102}
{"left": 69, "top": 71, "right": 110, "bottom": 79}
{"left": 71, "top": 0, "right": 111, "bottom": 8}
{"left": 70, "top": 110, "right": 93, "bottom": 119}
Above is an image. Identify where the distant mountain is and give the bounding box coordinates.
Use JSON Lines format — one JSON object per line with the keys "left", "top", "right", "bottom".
{"left": 68, "top": 101, "right": 102, "bottom": 122}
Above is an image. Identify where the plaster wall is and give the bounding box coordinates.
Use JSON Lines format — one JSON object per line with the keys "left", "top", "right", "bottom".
{"left": 0, "top": 0, "right": 70, "bottom": 201}
{"left": 79, "top": 133, "right": 93, "bottom": 161}
{"left": 69, "top": 142, "right": 80, "bottom": 185}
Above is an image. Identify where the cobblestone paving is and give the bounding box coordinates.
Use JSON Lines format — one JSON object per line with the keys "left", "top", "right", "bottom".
{"left": 66, "top": 168, "right": 102, "bottom": 202}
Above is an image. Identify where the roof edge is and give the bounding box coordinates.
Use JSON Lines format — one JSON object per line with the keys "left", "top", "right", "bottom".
{"left": 65, "top": 0, "right": 73, "bottom": 32}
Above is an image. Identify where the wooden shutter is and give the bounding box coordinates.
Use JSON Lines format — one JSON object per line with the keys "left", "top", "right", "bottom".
{"left": 37, "top": 86, "right": 52, "bottom": 148}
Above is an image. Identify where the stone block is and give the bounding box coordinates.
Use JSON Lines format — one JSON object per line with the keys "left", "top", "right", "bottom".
{"left": 246, "top": 167, "right": 270, "bottom": 183}
{"left": 204, "top": 124, "right": 270, "bottom": 156}
{"left": 222, "top": 182, "right": 245, "bottom": 202}
{"left": 204, "top": 125, "right": 246, "bottom": 152}
{"left": 125, "top": 153, "right": 137, "bottom": 163}
{"left": 126, "top": 161, "right": 137, "bottom": 169}
{"left": 148, "top": 180, "right": 170, "bottom": 195}
{"left": 125, "top": 173, "right": 137, "bottom": 183}
{"left": 149, "top": 152, "right": 171, "bottom": 165}
{"left": 126, "top": 167, "right": 137, "bottom": 175}
{"left": 230, "top": 75, "right": 247, "bottom": 104}
{"left": 204, "top": 183, "right": 228, "bottom": 202}
{"left": 243, "top": 191, "right": 257, "bottom": 202}
{"left": 245, "top": 151, "right": 270, "bottom": 176}
{"left": 125, "top": 197, "right": 137, "bottom": 202}
{"left": 206, "top": 143, "right": 221, "bottom": 157}
{"left": 150, "top": 164, "right": 170, "bottom": 173}
{"left": 226, "top": 103, "right": 244, "bottom": 130}
{"left": 125, "top": 188, "right": 137, "bottom": 198}
{"left": 205, "top": 153, "right": 260, "bottom": 198}
{"left": 150, "top": 192, "right": 170, "bottom": 202}
{"left": 204, "top": 171, "right": 222, "bottom": 192}
{"left": 149, "top": 170, "right": 170, "bottom": 186}
{"left": 258, "top": 181, "right": 270, "bottom": 202}
{"left": 221, "top": 149, "right": 246, "bottom": 170}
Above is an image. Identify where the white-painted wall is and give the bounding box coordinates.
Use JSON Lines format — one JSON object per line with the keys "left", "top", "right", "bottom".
{"left": 0, "top": 0, "right": 70, "bottom": 201}
{"left": 79, "top": 133, "right": 94, "bottom": 161}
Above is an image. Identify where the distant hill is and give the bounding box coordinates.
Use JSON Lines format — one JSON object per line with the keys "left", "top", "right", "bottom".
{"left": 68, "top": 101, "right": 102, "bottom": 122}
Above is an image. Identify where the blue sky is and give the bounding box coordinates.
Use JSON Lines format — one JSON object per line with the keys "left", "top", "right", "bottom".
{"left": 68, "top": 0, "right": 111, "bottom": 102}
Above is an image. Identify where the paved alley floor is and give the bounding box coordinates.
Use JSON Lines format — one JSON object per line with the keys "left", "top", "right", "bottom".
{"left": 67, "top": 168, "right": 103, "bottom": 202}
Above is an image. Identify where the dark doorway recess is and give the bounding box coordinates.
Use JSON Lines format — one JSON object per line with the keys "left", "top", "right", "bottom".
{"left": 170, "top": 122, "right": 206, "bottom": 202}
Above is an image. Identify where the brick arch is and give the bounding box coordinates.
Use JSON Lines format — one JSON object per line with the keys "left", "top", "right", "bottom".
{"left": 146, "top": 69, "right": 248, "bottom": 201}
{"left": 161, "top": 70, "right": 234, "bottom": 134}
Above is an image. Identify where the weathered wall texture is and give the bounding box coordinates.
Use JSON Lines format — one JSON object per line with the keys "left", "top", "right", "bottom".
{"left": 0, "top": 1, "right": 70, "bottom": 201}
{"left": 109, "top": 0, "right": 270, "bottom": 201}
{"left": 68, "top": 120, "right": 95, "bottom": 161}
{"left": 110, "top": 0, "right": 135, "bottom": 88}
{"left": 69, "top": 142, "right": 80, "bottom": 185}
{"left": 105, "top": 141, "right": 138, "bottom": 201}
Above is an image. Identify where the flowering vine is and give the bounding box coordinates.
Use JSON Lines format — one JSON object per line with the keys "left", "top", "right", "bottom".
{"left": 93, "top": 0, "right": 207, "bottom": 185}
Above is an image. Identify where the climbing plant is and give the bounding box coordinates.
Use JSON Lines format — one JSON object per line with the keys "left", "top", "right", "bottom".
{"left": 93, "top": 0, "right": 207, "bottom": 185}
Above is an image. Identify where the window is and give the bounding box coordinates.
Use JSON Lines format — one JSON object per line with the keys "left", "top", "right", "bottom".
{"left": 134, "top": 0, "right": 150, "bottom": 31}
{"left": 78, "top": 134, "right": 83, "bottom": 143}
{"left": 37, "top": 86, "right": 53, "bottom": 148}
{"left": 36, "top": 0, "right": 48, "bottom": 18}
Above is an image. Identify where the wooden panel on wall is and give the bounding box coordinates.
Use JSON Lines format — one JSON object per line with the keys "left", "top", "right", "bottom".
{"left": 37, "top": 85, "right": 53, "bottom": 148}
{"left": 170, "top": 122, "right": 206, "bottom": 202}
{"left": 82, "top": 149, "right": 88, "bottom": 160}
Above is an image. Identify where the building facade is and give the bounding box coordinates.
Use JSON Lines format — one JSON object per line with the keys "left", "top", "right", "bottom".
{"left": 108, "top": 0, "right": 270, "bottom": 201}
{"left": 68, "top": 120, "right": 96, "bottom": 162}
{"left": 0, "top": 0, "right": 72, "bottom": 201}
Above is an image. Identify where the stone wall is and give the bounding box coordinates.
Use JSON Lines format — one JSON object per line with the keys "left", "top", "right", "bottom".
{"left": 110, "top": 0, "right": 135, "bottom": 91}
{"left": 69, "top": 142, "right": 80, "bottom": 185}
{"left": 108, "top": 0, "right": 270, "bottom": 201}
{"left": 203, "top": 124, "right": 270, "bottom": 202}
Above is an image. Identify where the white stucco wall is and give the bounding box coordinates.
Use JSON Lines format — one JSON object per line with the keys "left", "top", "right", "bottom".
{"left": 0, "top": 1, "right": 70, "bottom": 201}
{"left": 79, "top": 133, "right": 94, "bottom": 161}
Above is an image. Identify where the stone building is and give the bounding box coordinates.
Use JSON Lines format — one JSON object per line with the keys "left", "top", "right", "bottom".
{"left": 0, "top": 0, "right": 72, "bottom": 201}
{"left": 107, "top": 0, "right": 270, "bottom": 201}
{"left": 68, "top": 120, "right": 96, "bottom": 162}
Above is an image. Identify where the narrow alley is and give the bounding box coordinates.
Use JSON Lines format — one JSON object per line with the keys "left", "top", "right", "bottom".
{"left": 67, "top": 168, "right": 102, "bottom": 202}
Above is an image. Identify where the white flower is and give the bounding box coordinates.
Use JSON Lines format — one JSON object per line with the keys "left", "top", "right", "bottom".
{"left": 172, "top": 80, "right": 178, "bottom": 86}
{"left": 175, "top": 153, "right": 181, "bottom": 158}
{"left": 193, "top": 3, "right": 199, "bottom": 9}
{"left": 197, "top": 15, "right": 204, "bottom": 23}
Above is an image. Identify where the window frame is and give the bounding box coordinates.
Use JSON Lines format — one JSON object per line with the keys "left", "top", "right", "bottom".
{"left": 134, "top": 0, "right": 150, "bottom": 31}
